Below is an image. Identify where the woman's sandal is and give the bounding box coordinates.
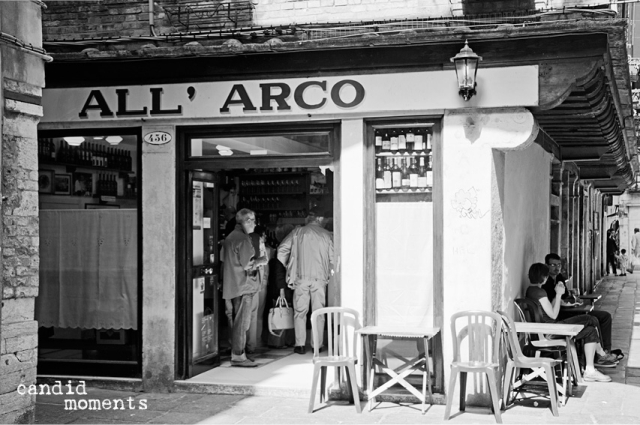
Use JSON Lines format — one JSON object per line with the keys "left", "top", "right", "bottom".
{"left": 611, "top": 349, "right": 625, "bottom": 361}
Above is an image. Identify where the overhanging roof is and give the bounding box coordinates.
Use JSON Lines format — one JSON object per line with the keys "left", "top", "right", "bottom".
{"left": 42, "top": 15, "right": 638, "bottom": 194}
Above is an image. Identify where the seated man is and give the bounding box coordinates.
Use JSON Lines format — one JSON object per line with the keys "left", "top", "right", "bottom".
{"left": 527, "top": 263, "right": 614, "bottom": 382}
{"left": 541, "top": 253, "right": 619, "bottom": 363}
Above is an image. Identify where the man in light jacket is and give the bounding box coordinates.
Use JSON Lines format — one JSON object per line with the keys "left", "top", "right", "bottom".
{"left": 277, "top": 208, "right": 334, "bottom": 355}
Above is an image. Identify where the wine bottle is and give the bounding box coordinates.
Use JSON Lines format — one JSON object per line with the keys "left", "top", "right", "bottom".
{"left": 418, "top": 157, "right": 428, "bottom": 189}
{"left": 49, "top": 139, "right": 57, "bottom": 161}
{"left": 406, "top": 128, "right": 415, "bottom": 153}
{"left": 390, "top": 129, "right": 399, "bottom": 154}
{"left": 375, "top": 158, "right": 385, "bottom": 190}
{"left": 383, "top": 157, "right": 392, "bottom": 189}
{"left": 414, "top": 128, "right": 424, "bottom": 152}
{"left": 374, "top": 129, "right": 382, "bottom": 154}
{"left": 401, "top": 158, "right": 410, "bottom": 191}
{"left": 381, "top": 131, "right": 390, "bottom": 152}
{"left": 398, "top": 129, "right": 407, "bottom": 154}
{"left": 409, "top": 158, "right": 419, "bottom": 188}
{"left": 391, "top": 157, "right": 402, "bottom": 191}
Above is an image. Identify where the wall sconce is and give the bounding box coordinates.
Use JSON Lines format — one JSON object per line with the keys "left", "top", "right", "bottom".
{"left": 63, "top": 136, "right": 85, "bottom": 146}
{"left": 450, "top": 40, "right": 482, "bottom": 101}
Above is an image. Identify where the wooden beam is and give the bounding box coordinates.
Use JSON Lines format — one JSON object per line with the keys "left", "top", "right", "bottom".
{"left": 536, "top": 58, "right": 602, "bottom": 111}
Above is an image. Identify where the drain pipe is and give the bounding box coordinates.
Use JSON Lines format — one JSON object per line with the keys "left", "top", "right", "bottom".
{"left": 149, "top": 0, "right": 157, "bottom": 36}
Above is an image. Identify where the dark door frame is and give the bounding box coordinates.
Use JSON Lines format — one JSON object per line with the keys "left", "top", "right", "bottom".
{"left": 175, "top": 121, "right": 339, "bottom": 380}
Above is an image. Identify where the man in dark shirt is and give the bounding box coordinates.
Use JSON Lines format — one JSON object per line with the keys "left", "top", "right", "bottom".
{"left": 542, "top": 253, "right": 616, "bottom": 359}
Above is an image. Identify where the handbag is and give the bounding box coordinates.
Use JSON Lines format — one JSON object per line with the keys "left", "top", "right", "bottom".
{"left": 268, "top": 296, "right": 294, "bottom": 337}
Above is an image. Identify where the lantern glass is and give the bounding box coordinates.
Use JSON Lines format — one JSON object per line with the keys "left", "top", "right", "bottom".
{"left": 455, "top": 58, "right": 479, "bottom": 89}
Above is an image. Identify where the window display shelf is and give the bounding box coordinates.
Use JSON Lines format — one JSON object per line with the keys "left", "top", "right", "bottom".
{"left": 40, "top": 160, "right": 133, "bottom": 174}
{"left": 375, "top": 151, "right": 431, "bottom": 157}
{"left": 376, "top": 188, "right": 432, "bottom": 194}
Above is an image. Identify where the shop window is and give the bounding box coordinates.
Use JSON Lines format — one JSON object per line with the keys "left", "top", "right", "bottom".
{"left": 36, "top": 131, "right": 140, "bottom": 378}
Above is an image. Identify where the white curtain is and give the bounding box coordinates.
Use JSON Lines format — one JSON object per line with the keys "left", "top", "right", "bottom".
{"left": 36, "top": 209, "right": 138, "bottom": 330}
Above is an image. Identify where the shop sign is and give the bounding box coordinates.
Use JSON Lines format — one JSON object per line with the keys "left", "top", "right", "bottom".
{"left": 41, "top": 67, "right": 539, "bottom": 123}
{"left": 143, "top": 131, "right": 172, "bottom": 145}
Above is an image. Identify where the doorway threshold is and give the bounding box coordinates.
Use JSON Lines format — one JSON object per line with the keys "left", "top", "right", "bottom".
{"left": 177, "top": 348, "right": 315, "bottom": 399}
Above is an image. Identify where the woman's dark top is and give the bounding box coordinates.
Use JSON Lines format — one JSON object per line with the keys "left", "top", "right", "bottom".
{"left": 267, "top": 258, "right": 292, "bottom": 303}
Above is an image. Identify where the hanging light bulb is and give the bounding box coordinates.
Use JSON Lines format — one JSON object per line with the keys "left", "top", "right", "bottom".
{"left": 105, "top": 136, "right": 123, "bottom": 145}
{"left": 63, "top": 136, "right": 85, "bottom": 146}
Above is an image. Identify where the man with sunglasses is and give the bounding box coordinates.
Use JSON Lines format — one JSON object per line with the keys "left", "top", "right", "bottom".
{"left": 541, "top": 253, "right": 619, "bottom": 366}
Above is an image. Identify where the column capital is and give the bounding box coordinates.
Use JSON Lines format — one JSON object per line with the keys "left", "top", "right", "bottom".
{"left": 444, "top": 108, "right": 538, "bottom": 151}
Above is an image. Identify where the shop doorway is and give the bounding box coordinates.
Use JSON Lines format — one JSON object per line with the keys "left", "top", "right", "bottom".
{"left": 177, "top": 123, "right": 337, "bottom": 380}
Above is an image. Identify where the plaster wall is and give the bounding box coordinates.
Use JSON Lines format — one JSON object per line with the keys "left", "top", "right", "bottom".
{"left": 502, "top": 141, "right": 551, "bottom": 315}
{"left": 441, "top": 108, "right": 538, "bottom": 402}
{"left": 141, "top": 125, "right": 176, "bottom": 391}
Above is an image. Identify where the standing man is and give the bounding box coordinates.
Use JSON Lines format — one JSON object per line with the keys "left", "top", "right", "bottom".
{"left": 632, "top": 228, "right": 640, "bottom": 258}
{"left": 222, "top": 208, "right": 265, "bottom": 367}
{"left": 541, "top": 253, "right": 618, "bottom": 365}
{"left": 277, "top": 208, "right": 334, "bottom": 355}
{"left": 606, "top": 230, "right": 619, "bottom": 276}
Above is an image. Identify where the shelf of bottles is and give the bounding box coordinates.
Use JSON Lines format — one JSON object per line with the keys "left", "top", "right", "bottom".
{"left": 38, "top": 138, "right": 137, "bottom": 199}
{"left": 38, "top": 138, "right": 133, "bottom": 172}
{"left": 374, "top": 127, "right": 433, "bottom": 194}
{"left": 240, "top": 176, "right": 304, "bottom": 195}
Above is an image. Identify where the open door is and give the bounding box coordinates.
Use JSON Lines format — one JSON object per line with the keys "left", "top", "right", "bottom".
{"left": 179, "top": 170, "right": 220, "bottom": 378}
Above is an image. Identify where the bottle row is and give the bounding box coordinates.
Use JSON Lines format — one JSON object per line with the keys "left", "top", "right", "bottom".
{"left": 240, "top": 178, "right": 304, "bottom": 194}
{"left": 376, "top": 156, "right": 432, "bottom": 191}
{"left": 38, "top": 138, "right": 134, "bottom": 171}
{"left": 374, "top": 128, "right": 432, "bottom": 155}
{"left": 69, "top": 172, "right": 136, "bottom": 198}
{"left": 262, "top": 211, "right": 307, "bottom": 224}
{"left": 240, "top": 196, "right": 287, "bottom": 209}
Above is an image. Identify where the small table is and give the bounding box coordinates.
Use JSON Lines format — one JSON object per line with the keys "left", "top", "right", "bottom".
{"left": 560, "top": 303, "right": 593, "bottom": 315}
{"left": 514, "top": 322, "right": 584, "bottom": 388}
{"left": 356, "top": 325, "right": 440, "bottom": 414}
{"left": 579, "top": 294, "right": 602, "bottom": 304}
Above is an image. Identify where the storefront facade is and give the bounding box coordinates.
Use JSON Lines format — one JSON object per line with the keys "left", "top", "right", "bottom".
{"left": 36, "top": 15, "right": 637, "bottom": 403}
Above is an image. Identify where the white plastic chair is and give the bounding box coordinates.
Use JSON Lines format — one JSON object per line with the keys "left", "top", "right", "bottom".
{"left": 308, "top": 307, "right": 362, "bottom": 413}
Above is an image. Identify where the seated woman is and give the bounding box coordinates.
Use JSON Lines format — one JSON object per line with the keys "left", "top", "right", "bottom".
{"left": 526, "top": 263, "right": 614, "bottom": 382}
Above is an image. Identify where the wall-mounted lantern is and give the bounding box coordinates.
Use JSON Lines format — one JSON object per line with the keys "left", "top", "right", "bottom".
{"left": 450, "top": 40, "right": 482, "bottom": 101}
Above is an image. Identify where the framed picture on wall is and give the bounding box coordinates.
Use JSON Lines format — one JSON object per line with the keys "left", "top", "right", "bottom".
{"left": 38, "top": 169, "right": 54, "bottom": 194}
{"left": 53, "top": 174, "right": 72, "bottom": 195}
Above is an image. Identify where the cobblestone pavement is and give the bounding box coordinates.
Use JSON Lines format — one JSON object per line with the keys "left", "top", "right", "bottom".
{"left": 34, "top": 275, "right": 640, "bottom": 424}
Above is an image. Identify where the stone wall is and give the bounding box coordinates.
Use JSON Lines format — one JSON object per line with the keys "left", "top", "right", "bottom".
{"left": 0, "top": 1, "right": 45, "bottom": 423}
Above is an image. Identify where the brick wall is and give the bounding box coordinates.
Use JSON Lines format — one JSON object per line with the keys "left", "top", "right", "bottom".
{"left": 254, "top": 0, "right": 457, "bottom": 26}
{"left": 42, "top": 0, "right": 255, "bottom": 40}
{"left": 0, "top": 1, "right": 45, "bottom": 423}
{"left": 41, "top": 0, "right": 617, "bottom": 40}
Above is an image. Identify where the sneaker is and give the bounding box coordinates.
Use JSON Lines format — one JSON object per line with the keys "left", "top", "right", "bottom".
{"left": 600, "top": 352, "right": 619, "bottom": 364}
{"left": 583, "top": 369, "right": 612, "bottom": 382}
{"left": 595, "top": 356, "right": 617, "bottom": 368}
{"left": 230, "top": 358, "right": 258, "bottom": 368}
